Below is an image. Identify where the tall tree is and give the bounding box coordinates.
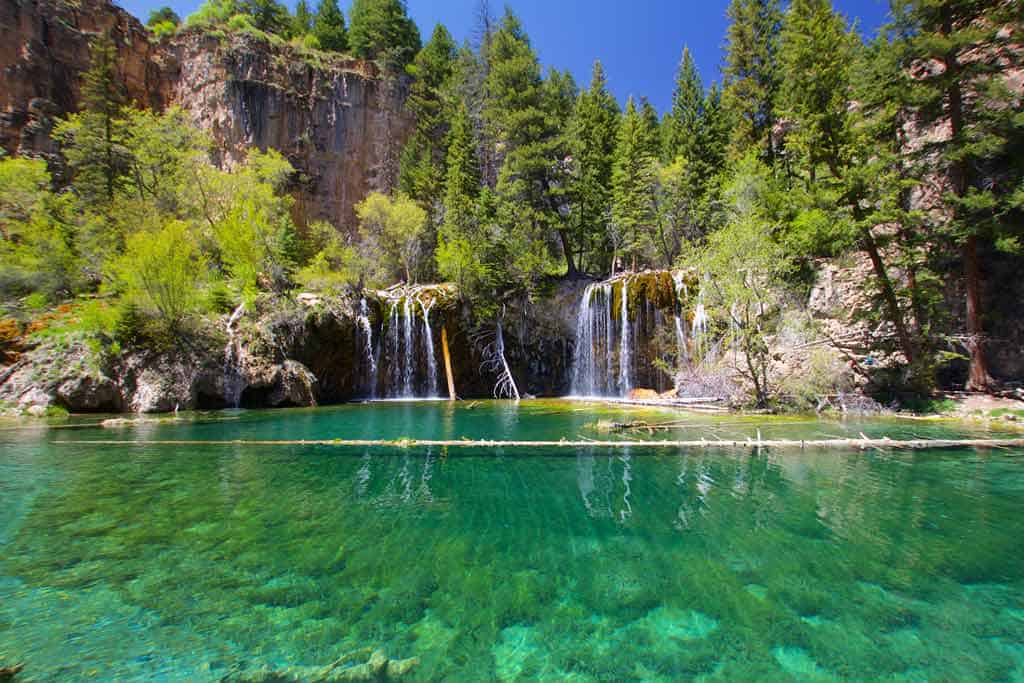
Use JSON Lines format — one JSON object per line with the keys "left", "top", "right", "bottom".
{"left": 637, "top": 97, "right": 662, "bottom": 161}
{"left": 437, "top": 101, "right": 488, "bottom": 293}
{"left": 484, "top": 10, "right": 570, "bottom": 278}
{"left": 348, "top": 0, "right": 421, "bottom": 68}
{"left": 777, "top": 0, "right": 922, "bottom": 373}
{"left": 891, "top": 0, "right": 1024, "bottom": 390}
{"left": 312, "top": 0, "right": 347, "bottom": 50}
{"left": 568, "top": 61, "right": 620, "bottom": 274}
{"left": 611, "top": 97, "right": 657, "bottom": 271}
{"left": 663, "top": 47, "right": 704, "bottom": 165}
{"left": 398, "top": 24, "right": 457, "bottom": 209}
{"left": 57, "top": 33, "right": 130, "bottom": 206}
{"left": 293, "top": 0, "right": 313, "bottom": 35}
{"left": 722, "top": 0, "right": 782, "bottom": 161}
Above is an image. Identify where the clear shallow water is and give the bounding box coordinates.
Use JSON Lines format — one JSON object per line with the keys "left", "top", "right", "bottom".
{"left": 1, "top": 401, "right": 1023, "bottom": 681}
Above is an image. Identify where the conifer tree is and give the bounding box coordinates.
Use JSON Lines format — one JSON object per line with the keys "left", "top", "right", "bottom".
{"left": 891, "top": 0, "right": 1024, "bottom": 390}
{"left": 348, "top": 0, "right": 420, "bottom": 68}
{"left": 610, "top": 97, "right": 657, "bottom": 271}
{"left": 663, "top": 47, "right": 704, "bottom": 165}
{"left": 58, "top": 33, "right": 130, "bottom": 206}
{"left": 293, "top": 0, "right": 313, "bottom": 35}
{"left": 637, "top": 97, "right": 662, "bottom": 161}
{"left": 568, "top": 61, "right": 620, "bottom": 274}
{"left": 722, "top": 0, "right": 782, "bottom": 160}
{"left": 312, "top": 0, "right": 347, "bottom": 51}
{"left": 398, "top": 24, "right": 457, "bottom": 210}
{"left": 485, "top": 10, "right": 570, "bottom": 277}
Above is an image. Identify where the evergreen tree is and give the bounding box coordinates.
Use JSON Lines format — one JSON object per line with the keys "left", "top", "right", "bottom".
{"left": 484, "top": 10, "right": 570, "bottom": 278}
{"left": 57, "top": 33, "right": 130, "bottom": 206}
{"left": 238, "top": 0, "right": 292, "bottom": 35}
{"left": 777, "top": 0, "right": 922, "bottom": 374}
{"left": 398, "top": 24, "right": 457, "bottom": 210}
{"left": 312, "top": 0, "right": 347, "bottom": 51}
{"left": 610, "top": 97, "right": 657, "bottom": 271}
{"left": 637, "top": 97, "right": 661, "bottom": 161}
{"left": 776, "top": 0, "right": 857, "bottom": 180}
{"left": 700, "top": 83, "right": 730, "bottom": 178}
{"left": 722, "top": 0, "right": 782, "bottom": 160}
{"left": 891, "top": 0, "right": 1024, "bottom": 390}
{"left": 568, "top": 61, "right": 620, "bottom": 274}
{"left": 437, "top": 101, "right": 488, "bottom": 293}
{"left": 293, "top": 0, "right": 313, "bottom": 36}
{"left": 663, "top": 47, "right": 704, "bottom": 165}
{"left": 348, "top": 0, "right": 421, "bottom": 68}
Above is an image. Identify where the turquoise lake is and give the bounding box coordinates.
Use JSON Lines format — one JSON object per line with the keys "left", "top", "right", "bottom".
{"left": 1, "top": 400, "right": 1023, "bottom": 681}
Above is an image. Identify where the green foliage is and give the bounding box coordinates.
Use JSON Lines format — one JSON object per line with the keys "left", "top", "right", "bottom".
{"left": 295, "top": 221, "right": 363, "bottom": 290}
{"left": 663, "top": 47, "right": 704, "bottom": 165}
{"left": 355, "top": 192, "right": 428, "bottom": 285}
{"left": 293, "top": 0, "right": 313, "bottom": 35}
{"left": 115, "top": 221, "right": 206, "bottom": 331}
{"left": 568, "top": 61, "right": 620, "bottom": 274}
{"left": 722, "top": 0, "right": 781, "bottom": 160}
{"left": 693, "top": 155, "right": 793, "bottom": 407}
{"left": 312, "top": 0, "right": 347, "bottom": 51}
{"left": 348, "top": 0, "right": 421, "bottom": 68}
{"left": 147, "top": 6, "right": 180, "bottom": 37}
{"left": 610, "top": 98, "right": 657, "bottom": 270}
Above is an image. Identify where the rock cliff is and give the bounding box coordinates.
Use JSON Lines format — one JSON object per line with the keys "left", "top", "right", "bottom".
{"left": 0, "top": 0, "right": 412, "bottom": 228}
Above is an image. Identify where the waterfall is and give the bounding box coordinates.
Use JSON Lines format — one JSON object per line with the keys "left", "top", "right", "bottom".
{"left": 223, "top": 303, "right": 246, "bottom": 408}
{"left": 570, "top": 270, "right": 702, "bottom": 398}
{"left": 571, "top": 283, "right": 598, "bottom": 396}
{"left": 419, "top": 297, "right": 438, "bottom": 398}
{"left": 357, "top": 298, "right": 377, "bottom": 396}
{"left": 387, "top": 303, "right": 401, "bottom": 395}
{"left": 401, "top": 296, "right": 414, "bottom": 397}
{"left": 618, "top": 277, "right": 631, "bottom": 395}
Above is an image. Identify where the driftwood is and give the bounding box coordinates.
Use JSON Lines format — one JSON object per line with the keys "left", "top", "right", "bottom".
{"left": 56, "top": 437, "right": 1024, "bottom": 451}
{"left": 440, "top": 325, "right": 456, "bottom": 401}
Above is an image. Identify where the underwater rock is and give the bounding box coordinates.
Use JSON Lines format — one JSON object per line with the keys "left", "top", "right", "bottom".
{"left": 0, "top": 662, "right": 24, "bottom": 682}
{"left": 220, "top": 647, "right": 419, "bottom": 682}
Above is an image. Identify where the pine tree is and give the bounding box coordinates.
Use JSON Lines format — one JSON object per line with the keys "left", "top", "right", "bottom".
{"left": 722, "top": 0, "right": 782, "bottom": 161}
{"left": 58, "top": 33, "right": 130, "bottom": 206}
{"left": 348, "top": 0, "right": 421, "bottom": 68}
{"left": 568, "top": 61, "right": 620, "bottom": 274}
{"left": 699, "top": 83, "right": 730, "bottom": 181}
{"left": 398, "top": 24, "right": 457, "bottom": 208}
{"left": 437, "top": 101, "right": 487, "bottom": 292}
{"left": 484, "top": 9, "right": 569, "bottom": 278}
{"left": 637, "top": 97, "right": 661, "bottom": 161}
{"left": 663, "top": 47, "right": 704, "bottom": 165}
{"left": 312, "top": 0, "right": 347, "bottom": 52}
{"left": 776, "top": 0, "right": 857, "bottom": 180}
{"left": 610, "top": 97, "right": 657, "bottom": 271}
{"left": 293, "top": 0, "right": 313, "bottom": 36}
{"left": 891, "top": 0, "right": 1024, "bottom": 390}
{"left": 777, "top": 0, "right": 921, "bottom": 373}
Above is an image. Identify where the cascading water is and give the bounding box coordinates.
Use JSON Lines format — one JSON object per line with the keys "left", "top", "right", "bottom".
{"left": 419, "top": 297, "right": 438, "bottom": 398}
{"left": 357, "top": 298, "right": 377, "bottom": 397}
{"left": 374, "top": 285, "right": 448, "bottom": 399}
{"left": 619, "top": 278, "right": 631, "bottom": 395}
{"left": 223, "top": 303, "right": 246, "bottom": 408}
{"left": 570, "top": 270, "right": 701, "bottom": 398}
{"left": 401, "top": 296, "right": 414, "bottom": 397}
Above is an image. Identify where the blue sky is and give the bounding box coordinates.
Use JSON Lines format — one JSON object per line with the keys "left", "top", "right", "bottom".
{"left": 118, "top": 0, "right": 892, "bottom": 112}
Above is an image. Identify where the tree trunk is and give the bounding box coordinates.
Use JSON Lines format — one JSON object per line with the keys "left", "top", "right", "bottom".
{"left": 558, "top": 229, "right": 577, "bottom": 277}
{"left": 964, "top": 234, "right": 993, "bottom": 391}
{"left": 860, "top": 228, "right": 916, "bottom": 365}
{"left": 441, "top": 325, "right": 456, "bottom": 401}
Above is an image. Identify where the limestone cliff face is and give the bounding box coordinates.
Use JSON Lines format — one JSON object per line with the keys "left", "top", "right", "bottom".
{"left": 0, "top": 0, "right": 412, "bottom": 228}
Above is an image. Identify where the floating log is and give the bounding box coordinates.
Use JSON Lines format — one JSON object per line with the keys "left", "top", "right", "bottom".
{"left": 54, "top": 437, "right": 1024, "bottom": 451}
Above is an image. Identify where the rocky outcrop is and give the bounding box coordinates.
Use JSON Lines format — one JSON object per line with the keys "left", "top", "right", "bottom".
{"left": 0, "top": 0, "right": 412, "bottom": 228}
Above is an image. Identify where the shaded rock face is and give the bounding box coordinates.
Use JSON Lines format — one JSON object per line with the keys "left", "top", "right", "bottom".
{"left": 1, "top": 0, "right": 412, "bottom": 228}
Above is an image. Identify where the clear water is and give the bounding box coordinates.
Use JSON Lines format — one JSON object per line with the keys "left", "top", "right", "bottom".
{"left": 1, "top": 401, "right": 1023, "bottom": 681}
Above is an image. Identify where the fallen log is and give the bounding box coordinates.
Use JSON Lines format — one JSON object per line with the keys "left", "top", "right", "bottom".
{"left": 0, "top": 663, "right": 24, "bottom": 682}
{"left": 53, "top": 437, "right": 1024, "bottom": 451}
